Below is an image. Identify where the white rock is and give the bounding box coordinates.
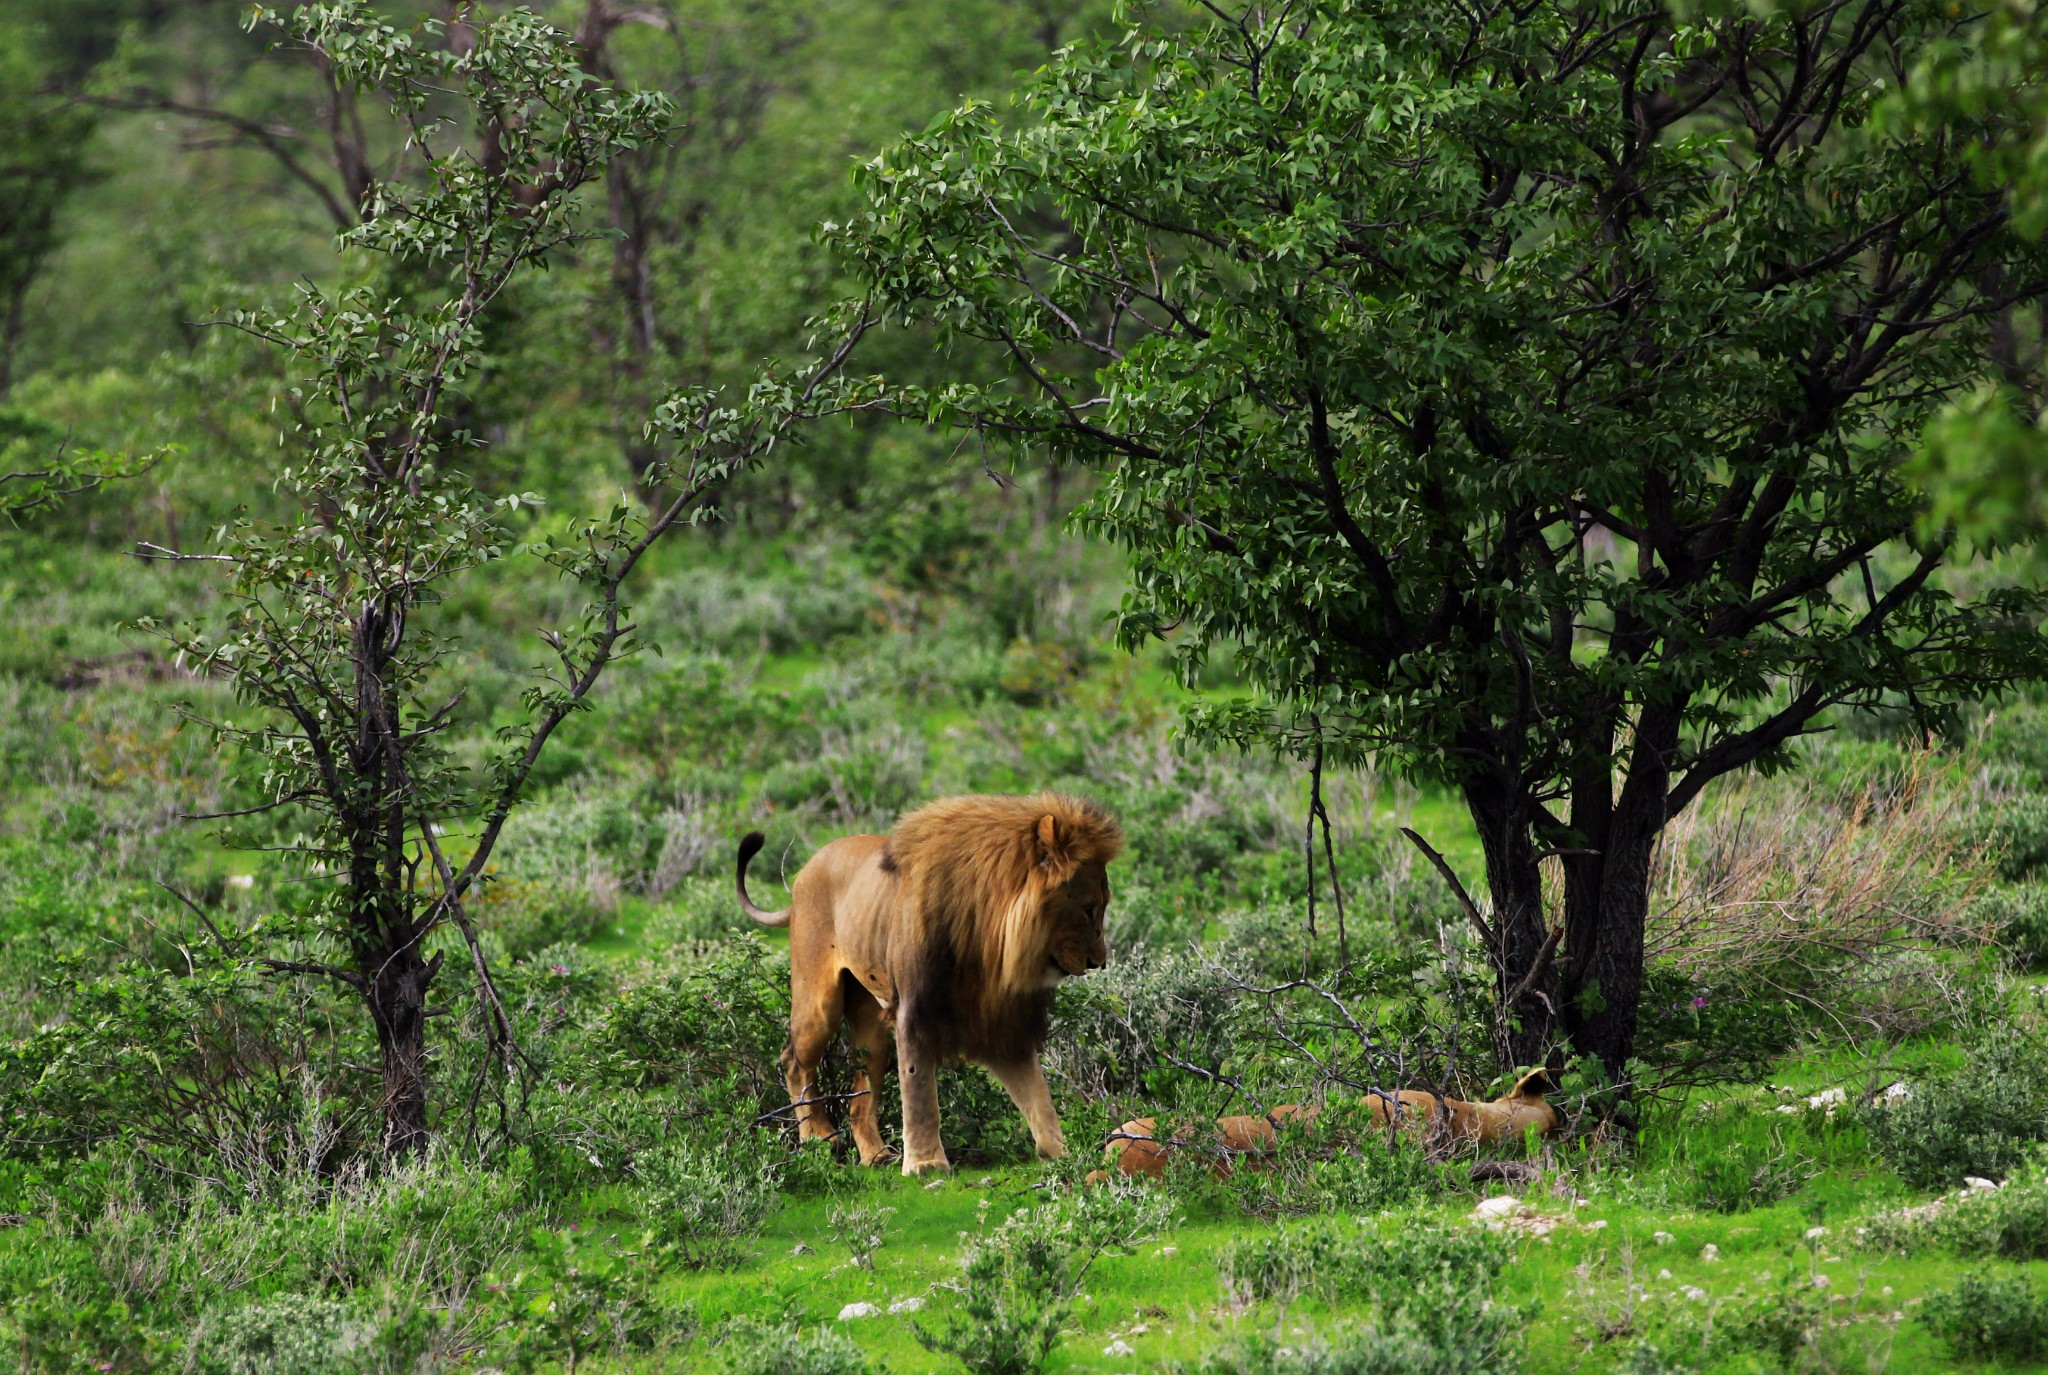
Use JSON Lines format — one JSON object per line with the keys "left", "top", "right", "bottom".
{"left": 1653, "top": 1231, "right": 1675, "bottom": 1245}
{"left": 1966, "top": 1176, "right": 2003, "bottom": 1191}
{"left": 1775, "top": 1105, "right": 1802, "bottom": 1115}
{"left": 1658, "top": 1269, "right": 1673, "bottom": 1280}
{"left": 1103, "top": 1341, "right": 1136, "bottom": 1357}
{"left": 1879, "top": 1081, "right": 1911, "bottom": 1103}
{"left": 838, "top": 1303, "right": 880, "bottom": 1321}
{"left": 1682, "top": 1286, "right": 1707, "bottom": 1301}
{"left": 1882, "top": 1286, "right": 1894, "bottom": 1296}
{"left": 224, "top": 874, "right": 254, "bottom": 890}
{"left": 1812, "top": 1274, "right": 1831, "bottom": 1290}
{"left": 1806, "top": 1088, "right": 1846, "bottom": 1112}
{"left": 1586, "top": 1219, "right": 1608, "bottom": 1230}
{"left": 1158, "top": 1245, "right": 1178, "bottom": 1257}
{"left": 1804, "top": 1226, "right": 1828, "bottom": 1240}
{"left": 1700, "top": 1244, "right": 1721, "bottom": 1262}
{"left": 1475, "top": 1196, "right": 1520, "bottom": 1219}
{"left": 792, "top": 1243, "right": 814, "bottom": 1256}
{"left": 888, "top": 1297, "right": 926, "bottom": 1315}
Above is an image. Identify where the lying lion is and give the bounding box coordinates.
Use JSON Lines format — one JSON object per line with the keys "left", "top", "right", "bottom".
{"left": 1096, "top": 1069, "right": 1560, "bottom": 1181}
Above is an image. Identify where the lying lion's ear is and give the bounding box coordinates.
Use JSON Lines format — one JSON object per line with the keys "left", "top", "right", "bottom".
{"left": 1036, "top": 814, "right": 1062, "bottom": 864}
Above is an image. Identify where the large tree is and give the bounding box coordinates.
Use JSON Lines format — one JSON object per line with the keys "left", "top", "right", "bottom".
{"left": 835, "top": 0, "right": 2048, "bottom": 1083}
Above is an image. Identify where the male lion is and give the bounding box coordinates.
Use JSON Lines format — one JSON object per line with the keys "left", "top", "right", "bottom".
{"left": 736, "top": 793, "right": 1122, "bottom": 1176}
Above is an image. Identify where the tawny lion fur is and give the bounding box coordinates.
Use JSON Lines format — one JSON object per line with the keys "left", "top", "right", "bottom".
{"left": 1093, "top": 1070, "right": 1560, "bottom": 1182}
{"left": 736, "top": 793, "right": 1122, "bottom": 1176}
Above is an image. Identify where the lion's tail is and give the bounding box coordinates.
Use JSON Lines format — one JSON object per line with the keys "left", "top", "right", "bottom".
{"left": 736, "top": 832, "right": 791, "bottom": 927}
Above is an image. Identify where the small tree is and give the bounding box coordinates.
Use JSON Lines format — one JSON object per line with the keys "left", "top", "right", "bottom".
{"left": 142, "top": 2, "right": 865, "bottom": 1157}
{"left": 835, "top": 0, "right": 2048, "bottom": 1083}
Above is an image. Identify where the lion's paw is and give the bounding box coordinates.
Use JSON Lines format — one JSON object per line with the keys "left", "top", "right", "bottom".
{"left": 902, "top": 1154, "right": 952, "bottom": 1178}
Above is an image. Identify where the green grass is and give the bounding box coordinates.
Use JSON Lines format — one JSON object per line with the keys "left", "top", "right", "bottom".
{"left": 544, "top": 1151, "right": 2048, "bottom": 1373}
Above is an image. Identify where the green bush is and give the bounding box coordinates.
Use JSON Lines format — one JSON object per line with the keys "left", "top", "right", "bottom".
{"left": 635, "top": 1130, "right": 784, "bottom": 1270}
{"left": 1922, "top": 1267, "right": 2048, "bottom": 1362}
{"left": 1631, "top": 963, "right": 1800, "bottom": 1094}
{"left": 468, "top": 875, "right": 607, "bottom": 959}
{"left": 492, "top": 1226, "right": 688, "bottom": 1373}
{"left": 1043, "top": 946, "right": 1237, "bottom": 1106}
{"left": 1861, "top": 1028, "right": 2048, "bottom": 1189}
{"left": 190, "top": 1294, "right": 375, "bottom": 1375}
{"left": 1218, "top": 1215, "right": 1509, "bottom": 1311}
{"left": 1667, "top": 1119, "right": 1816, "bottom": 1214}
{"left": 586, "top": 936, "right": 789, "bottom": 1101}
{"left": 1994, "top": 796, "right": 2048, "bottom": 880}
{"left": 1182, "top": 1322, "right": 1512, "bottom": 1375}
{"left": 915, "top": 1184, "right": 1172, "bottom": 1375}
{"left": 1197, "top": 1220, "right": 1523, "bottom": 1375}
{"left": 1973, "top": 882, "right": 2048, "bottom": 970}
{"left": 1622, "top": 1269, "right": 1836, "bottom": 1373}
{"left": 712, "top": 1317, "right": 872, "bottom": 1375}
{"left": 1931, "top": 1155, "right": 2048, "bottom": 1258}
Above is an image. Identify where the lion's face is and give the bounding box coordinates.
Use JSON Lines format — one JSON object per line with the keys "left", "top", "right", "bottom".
{"left": 1041, "top": 860, "right": 1112, "bottom": 985}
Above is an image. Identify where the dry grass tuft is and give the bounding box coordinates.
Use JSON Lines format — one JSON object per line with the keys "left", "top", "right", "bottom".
{"left": 1640, "top": 756, "right": 1992, "bottom": 1038}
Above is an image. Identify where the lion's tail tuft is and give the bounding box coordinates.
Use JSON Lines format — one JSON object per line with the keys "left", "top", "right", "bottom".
{"left": 736, "top": 831, "right": 791, "bottom": 926}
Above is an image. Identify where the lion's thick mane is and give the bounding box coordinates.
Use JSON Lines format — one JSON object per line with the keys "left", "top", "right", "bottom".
{"left": 886, "top": 792, "right": 1123, "bottom": 1060}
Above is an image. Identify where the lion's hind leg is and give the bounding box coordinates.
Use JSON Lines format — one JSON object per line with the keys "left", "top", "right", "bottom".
{"left": 783, "top": 962, "right": 846, "bottom": 1148}
{"left": 842, "top": 980, "right": 898, "bottom": 1167}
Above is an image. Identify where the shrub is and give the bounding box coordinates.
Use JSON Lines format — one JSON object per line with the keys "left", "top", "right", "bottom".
{"left": 1181, "top": 1321, "right": 1514, "bottom": 1375}
{"left": 1218, "top": 1216, "right": 1510, "bottom": 1317}
{"left": 1922, "top": 1267, "right": 2048, "bottom": 1362}
{"left": 493, "top": 1227, "right": 687, "bottom": 1374}
{"left": 1861, "top": 1028, "right": 2048, "bottom": 1189}
{"left": 1643, "top": 767, "right": 1983, "bottom": 1078}
{"left": 1197, "top": 1220, "right": 1523, "bottom": 1375}
{"left": 1622, "top": 1268, "right": 1836, "bottom": 1373}
{"left": 1996, "top": 796, "right": 2048, "bottom": 881}
{"left": 586, "top": 936, "right": 788, "bottom": 1102}
{"left": 1042, "top": 946, "right": 1237, "bottom": 1106}
{"left": 827, "top": 1198, "right": 895, "bottom": 1271}
{"left": 914, "top": 1183, "right": 1172, "bottom": 1375}
{"left": 0, "top": 941, "right": 352, "bottom": 1173}
{"left": 493, "top": 787, "right": 669, "bottom": 911}
{"left": 467, "top": 875, "right": 606, "bottom": 958}
{"left": 635, "top": 1131, "right": 784, "bottom": 1270}
{"left": 190, "top": 1294, "right": 375, "bottom": 1375}
{"left": 711, "top": 1317, "right": 872, "bottom": 1375}
{"left": 1932, "top": 1155, "right": 2048, "bottom": 1258}
{"left": 1974, "top": 882, "right": 2048, "bottom": 970}
{"left": 1668, "top": 1120, "right": 1815, "bottom": 1214}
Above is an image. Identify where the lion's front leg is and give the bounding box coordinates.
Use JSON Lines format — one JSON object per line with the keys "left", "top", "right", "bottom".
{"left": 986, "top": 1056, "right": 1065, "bottom": 1160}
{"left": 897, "top": 1014, "right": 951, "bottom": 1177}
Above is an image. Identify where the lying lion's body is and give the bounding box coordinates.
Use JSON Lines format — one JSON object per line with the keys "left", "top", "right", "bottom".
{"left": 737, "top": 793, "right": 1122, "bottom": 1175}
{"left": 1099, "top": 1072, "right": 1561, "bottom": 1181}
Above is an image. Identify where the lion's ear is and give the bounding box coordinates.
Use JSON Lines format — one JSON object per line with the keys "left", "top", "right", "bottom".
{"left": 1036, "top": 814, "right": 1063, "bottom": 865}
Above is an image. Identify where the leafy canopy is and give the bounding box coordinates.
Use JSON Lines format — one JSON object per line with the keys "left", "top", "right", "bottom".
{"left": 835, "top": 0, "right": 2048, "bottom": 818}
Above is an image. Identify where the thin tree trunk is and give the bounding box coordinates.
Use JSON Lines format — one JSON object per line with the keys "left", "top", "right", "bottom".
{"left": 1558, "top": 814, "right": 1654, "bottom": 1085}
{"left": 1555, "top": 707, "right": 1677, "bottom": 1086}
{"left": 368, "top": 939, "right": 441, "bottom": 1158}
{"left": 1463, "top": 771, "right": 1557, "bottom": 1068}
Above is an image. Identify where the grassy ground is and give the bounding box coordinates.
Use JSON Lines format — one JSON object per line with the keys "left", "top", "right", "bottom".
{"left": 5, "top": 532, "right": 2048, "bottom": 1373}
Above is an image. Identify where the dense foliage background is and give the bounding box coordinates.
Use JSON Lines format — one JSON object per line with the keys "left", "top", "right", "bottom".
{"left": 7, "top": 2, "right": 2048, "bottom": 1372}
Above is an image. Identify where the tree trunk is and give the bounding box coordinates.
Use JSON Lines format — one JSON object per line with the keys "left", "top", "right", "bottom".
{"left": 1558, "top": 803, "right": 1657, "bottom": 1084}
{"left": 1463, "top": 772, "right": 1558, "bottom": 1069}
{"left": 368, "top": 941, "right": 442, "bottom": 1158}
